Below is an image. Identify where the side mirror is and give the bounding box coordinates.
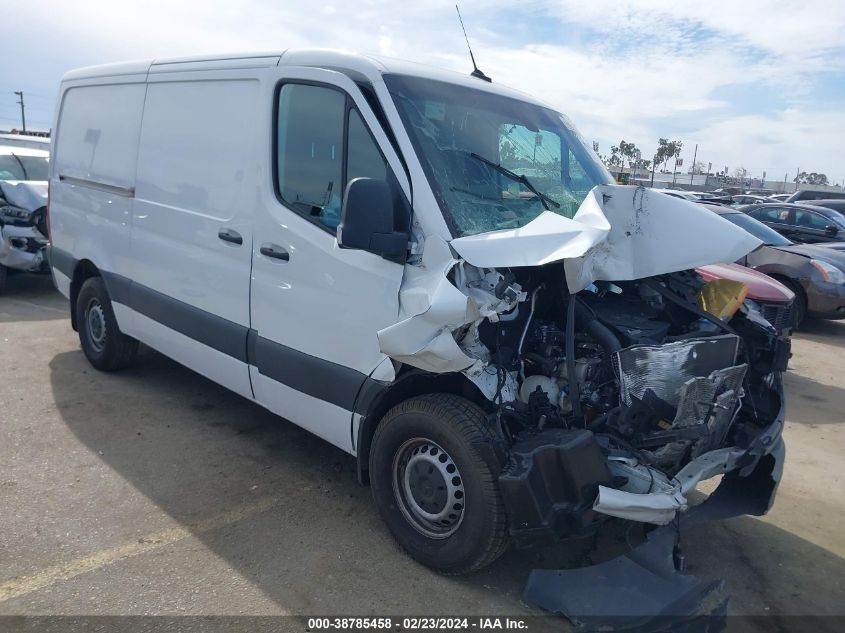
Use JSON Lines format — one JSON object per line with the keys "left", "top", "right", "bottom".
{"left": 825, "top": 224, "right": 839, "bottom": 237}
{"left": 338, "top": 177, "right": 408, "bottom": 262}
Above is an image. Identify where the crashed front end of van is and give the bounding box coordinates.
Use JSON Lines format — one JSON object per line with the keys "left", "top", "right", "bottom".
{"left": 378, "top": 185, "right": 787, "bottom": 625}
{"left": 0, "top": 181, "right": 50, "bottom": 276}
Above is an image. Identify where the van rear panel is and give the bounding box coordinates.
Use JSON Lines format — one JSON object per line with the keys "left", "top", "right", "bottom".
{"left": 50, "top": 82, "right": 146, "bottom": 293}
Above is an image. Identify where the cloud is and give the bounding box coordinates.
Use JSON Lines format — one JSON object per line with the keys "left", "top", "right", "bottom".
{"left": 1, "top": 0, "right": 843, "bottom": 182}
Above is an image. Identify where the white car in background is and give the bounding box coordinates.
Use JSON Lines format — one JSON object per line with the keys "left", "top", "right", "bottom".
{"left": 0, "top": 145, "right": 50, "bottom": 293}
{"left": 0, "top": 133, "right": 51, "bottom": 151}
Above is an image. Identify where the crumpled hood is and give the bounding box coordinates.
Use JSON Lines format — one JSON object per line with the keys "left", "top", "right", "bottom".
{"left": 450, "top": 184, "right": 762, "bottom": 292}
{"left": 0, "top": 180, "right": 48, "bottom": 211}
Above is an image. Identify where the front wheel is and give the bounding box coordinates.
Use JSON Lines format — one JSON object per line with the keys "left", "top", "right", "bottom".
{"left": 0, "top": 264, "right": 7, "bottom": 295}
{"left": 369, "top": 394, "right": 509, "bottom": 575}
{"left": 76, "top": 276, "right": 139, "bottom": 371}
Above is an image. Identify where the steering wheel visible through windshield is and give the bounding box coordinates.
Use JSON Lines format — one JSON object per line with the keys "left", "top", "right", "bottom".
{"left": 384, "top": 74, "right": 611, "bottom": 237}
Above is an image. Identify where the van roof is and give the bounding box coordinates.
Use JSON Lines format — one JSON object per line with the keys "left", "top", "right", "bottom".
{"left": 61, "top": 49, "right": 550, "bottom": 109}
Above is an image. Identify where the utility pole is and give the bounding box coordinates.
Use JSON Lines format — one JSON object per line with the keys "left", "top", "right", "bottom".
{"left": 689, "top": 143, "right": 698, "bottom": 186}
{"left": 795, "top": 167, "right": 800, "bottom": 193}
{"left": 671, "top": 153, "right": 679, "bottom": 187}
{"left": 13, "top": 91, "right": 26, "bottom": 132}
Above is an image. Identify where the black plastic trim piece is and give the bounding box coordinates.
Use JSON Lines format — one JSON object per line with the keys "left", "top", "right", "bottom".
{"left": 252, "top": 334, "right": 383, "bottom": 414}
{"left": 58, "top": 174, "right": 135, "bottom": 197}
{"left": 102, "top": 271, "right": 248, "bottom": 362}
{"left": 49, "top": 247, "right": 384, "bottom": 415}
{"left": 48, "top": 245, "right": 75, "bottom": 278}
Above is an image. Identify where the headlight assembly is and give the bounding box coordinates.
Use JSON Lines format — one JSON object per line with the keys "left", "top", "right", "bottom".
{"left": 0, "top": 204, "right": 34, "bottom": 224}
{"left": 810, "top": 259, "right": 845, "bottom": 284}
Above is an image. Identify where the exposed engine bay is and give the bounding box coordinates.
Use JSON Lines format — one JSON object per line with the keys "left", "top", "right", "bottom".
{"left": 457, "top": 262, "right": 787, "bottom": 542}
{"left": 379, "top": 254, "right": 787, "bottom": 547}
{"left": 376, "top": 186, "right": 785, "bottom": 553}
{"left": 373, "top": 186, "right": 785, "bottom": 626}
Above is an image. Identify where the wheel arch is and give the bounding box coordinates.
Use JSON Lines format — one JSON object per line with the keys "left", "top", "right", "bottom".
{"left": 355, "top": 368, "right": 492, "bottom": 485}
{"left": 69, "top": 259, "right": 101, "bottom": 331}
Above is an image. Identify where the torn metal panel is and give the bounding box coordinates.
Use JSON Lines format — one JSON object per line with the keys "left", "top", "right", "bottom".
{"left": 377, "top": 235, "right": 522, "bottom": 375}
{"left": 450, "top": 185, "right": 761, "bottom": 292}
{"left": 593, "top": 485, "right": 687, "bottom": 525}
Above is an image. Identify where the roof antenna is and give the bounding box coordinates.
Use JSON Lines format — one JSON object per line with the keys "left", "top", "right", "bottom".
{"left": 455, "top": 4, "right": 492, "bottom": 82}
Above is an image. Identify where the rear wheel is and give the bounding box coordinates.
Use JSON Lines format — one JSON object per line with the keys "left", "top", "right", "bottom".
{"left": 369, "top": 394, "right": 509, "bottom": 575}
{"left": 76, "top": 276, "right": 138, "bottom": 371}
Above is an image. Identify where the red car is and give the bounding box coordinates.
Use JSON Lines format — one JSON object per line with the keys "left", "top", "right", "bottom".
{"left": 697, "top": 262, "right": 795, "bottom": 334}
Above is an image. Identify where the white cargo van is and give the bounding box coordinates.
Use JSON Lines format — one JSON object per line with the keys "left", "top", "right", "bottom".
{"left": 48, "top": 50, "right": 787, "bottom": 577}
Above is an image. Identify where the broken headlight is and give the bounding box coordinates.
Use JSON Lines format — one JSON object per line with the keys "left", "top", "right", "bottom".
{"left": 0, "top": 204, "right": 34, "bottom": 225}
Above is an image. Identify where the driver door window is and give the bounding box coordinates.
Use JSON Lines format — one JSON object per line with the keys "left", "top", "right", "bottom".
{"left": 276, "top": 83, "right": 391, "bottom": 232}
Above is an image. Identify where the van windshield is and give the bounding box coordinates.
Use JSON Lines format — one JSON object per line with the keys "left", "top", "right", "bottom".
{"left": 384, "top": 74, "right": 612, "bottom": 237}
{"left": 0, "top": 153, "right": 49, "bottom": 181}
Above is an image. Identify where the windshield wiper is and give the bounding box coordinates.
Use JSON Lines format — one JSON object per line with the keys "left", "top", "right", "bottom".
{"left": 9, "top": 153, "right": 29, "bottom": 180}
{"left": 467, "top": 152, "right": 560, "bottom": 210}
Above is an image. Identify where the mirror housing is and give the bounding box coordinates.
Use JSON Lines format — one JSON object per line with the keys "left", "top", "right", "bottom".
{"left": 825, "top": 224, "right": 839, "bottom": 237}
{"left": 338, "top": 178, "right": 408, "bottom": 262}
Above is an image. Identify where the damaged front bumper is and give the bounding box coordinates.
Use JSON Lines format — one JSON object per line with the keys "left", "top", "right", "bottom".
{"left": 523, "top": 377, "right": 785, "bottom": 630}
{"left": 594, "top": 371, "right": 785, "bottom": 526}
{"left": 0, "top": 224, "right": 48, "bottom": 272}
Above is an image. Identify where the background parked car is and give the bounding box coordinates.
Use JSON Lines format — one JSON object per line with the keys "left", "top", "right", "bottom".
{"left": 740, "top": 202, "right": 845, "bottom": 244}
{"left": 730, "top": 194, "right": 770, "bottom": 206}
{"left": 808, "top": 199, "right": 845, "bottom": 216}
{"left": 767, "top": 194, "right": 791, "bottom": 202}
{"left": 786, "top": 189, "right": 845, "bottom": 203}
{"left": 705, "top": 204, "right": 845, "bottom": 324}
{"left": 0, "top": 145, "right": 50, "bottom": 294}
{"left": 653, "top": 188, "right": 699, "bottom": 201}
{"left": 0, "top": 133, "right": 51, "bottom": 151}
{"left": 696, "top": 262, "right": 794, "bottom": 335}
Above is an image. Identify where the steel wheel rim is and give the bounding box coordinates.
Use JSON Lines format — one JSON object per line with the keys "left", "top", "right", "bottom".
{"left": 392, "top": 437, "right": 465, "bottom": 539}
{"left": 85, "top": 297, "right": 107, "bottom": 353}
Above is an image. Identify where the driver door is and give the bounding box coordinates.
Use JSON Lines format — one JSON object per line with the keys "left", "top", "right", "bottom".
{"left": 250, "top": 67, "right": 411, "bottom": 452}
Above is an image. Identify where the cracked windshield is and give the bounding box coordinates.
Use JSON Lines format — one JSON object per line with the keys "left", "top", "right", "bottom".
{"left": 385, "top": 74, "right": 611, "bottom": 237}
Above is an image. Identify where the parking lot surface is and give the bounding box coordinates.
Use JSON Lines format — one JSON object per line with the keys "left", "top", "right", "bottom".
{"left": 1, "top": 274, "right": 844, "bottom": 624}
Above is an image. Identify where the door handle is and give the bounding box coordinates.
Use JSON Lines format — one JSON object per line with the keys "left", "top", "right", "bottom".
{"left": 218, "top": 228, "right": 243, "bottom": 245}
{"left": 260, "top": 243, "right": 290, "bottom": 262}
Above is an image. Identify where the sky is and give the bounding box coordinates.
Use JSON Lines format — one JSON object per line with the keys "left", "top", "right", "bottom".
{"left": 3, "top": 0, "right": 844, "bottom": 184}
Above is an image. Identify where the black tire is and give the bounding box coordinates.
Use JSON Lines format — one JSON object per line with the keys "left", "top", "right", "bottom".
{"left": 76, "top": 276, "right": 138, "bottom": 371}
{"left": 369, "top": 394, "right": 509, "bottom": 575}
{"left": 0, "top": 264, "right": 7, "bottom": 295}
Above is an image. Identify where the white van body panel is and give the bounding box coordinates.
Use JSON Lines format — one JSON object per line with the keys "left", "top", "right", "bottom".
{"left": 132, "top": 72, "right": 259, "bottom": 328}
{"left": 50, "top": 78, "right": 147, "bottom": 337}
{"left": 149, "top": 54, "right": 283, "bottom": 74}
{"left": 127, "top": 70, "right": 263, "bottom": 399}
